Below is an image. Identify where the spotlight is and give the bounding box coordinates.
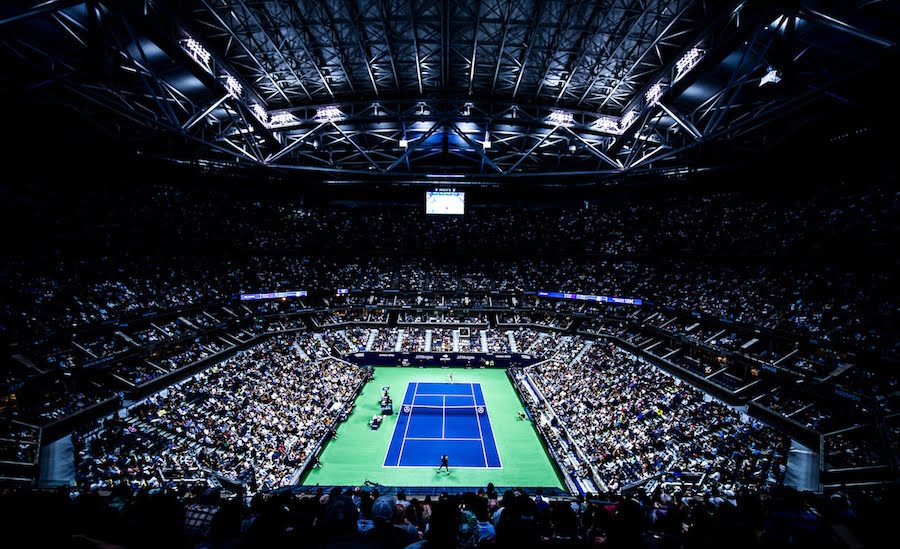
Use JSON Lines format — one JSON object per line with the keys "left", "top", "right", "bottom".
{"left": 399, "top": 138, "right": 408, "bottom": 149}
{"left": 268, "top": 112, "right": 296, "bottom": 127}
{"left": 620, "top": 110, "right": 639, "bottom": 131}
{"left": 223, "top": 73, "right": 242, "bottom": 99}
{"left": 759, "top": 67, "right": 782, "bottom": 86}
{"left": 316, "top": 106, "right": 343, "bottom": 121}
{"left": 645, "top": 82, "right": 665, "bottom": 107}
{"left": 592, "top": 116, "right": 621, "bottom": 134}
{"left": 675, "top": 47, "right": 703, "bottom": 78}
{"left": 250, "top": 104, "right": 268, "bottom": 124}
{"left": 183, "top": 38, "right": 211, "bottom": 68}
{"left": 547, "top": 109, "right": 575, "bottom": 126}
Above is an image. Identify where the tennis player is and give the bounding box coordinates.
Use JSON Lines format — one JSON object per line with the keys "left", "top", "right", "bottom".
{"left": 449, "top": 372, "right": 455, "bottom": 383}
{"left": 438, "top": 454, "right": 450, "bottom": 474}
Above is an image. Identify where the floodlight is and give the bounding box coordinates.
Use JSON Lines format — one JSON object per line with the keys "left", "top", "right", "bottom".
{"left": 184, "top": 38, "right": 211, "bottom": 68}
{"left": 675, "top": 47, "right": 703, "bottom": 78}
{"left": 593, "top": 116, "right": 621, "bottom": 134}
{"left": 223, "top": 73, "right": 242, "bottom": 99}
{"left": 268, "top": 112, "right": 296, "bottom": 127}
{"left": 645, "top": 82, "right": 665, "bottom": 107}
{"left": 250, "top": 104, "right": 268, "bottom": 124}
{"left": 759, "top": 67, "right": 782, "bottom": 86}
{"left": 316, "top": 106, "right": 343, "bottom": 121}
{"left": 547, "top": 109, "right": 575, "bottom": 126}
{"left": 620, "top": 110, "right": 639, "bottom": 131}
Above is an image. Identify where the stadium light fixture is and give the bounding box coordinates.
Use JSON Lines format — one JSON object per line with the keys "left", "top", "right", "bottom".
{"left": 268, "top": 112, "right": 296, "bottom": 127}
{"left": 223, "top": 73, "right": 242, "bottom": 99}
{"left": 399, "top": 138, "right": 409, "bottom": 149}
{"left": 316, "top": 106, "right": 343, "bottom": 121}
{"left": 674, "top": 47, "right": 704, "bottom": 81}
{"left": 547, "top": 109, "right": 575, "bottom": 126}
{"left": 183, "top": 38, "right": 211, "bottom": 71}
{"left": 250, "top": 104, "right": 268, "bottom": 124}
{"left": 592, "top": 116, "right": 621, "bottom": 134}
{"left": 645, "top": 82, "right": 666, "bottom": 107}
{"left": 483, "top": 131, "right": 491, "bottom": 150}
{"left": 759, "top": 67, "right": 782, "bottom": 86}
{"left": 620, "top": 110, "right": 639, "bottom": 131}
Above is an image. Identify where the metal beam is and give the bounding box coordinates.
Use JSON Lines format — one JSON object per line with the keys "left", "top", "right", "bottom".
{"left": 409, "top": 0, "right": 424, "bottom": 94}
{"left": 577, "top": 0, "right": 659, "bottom": 106}
{"left": 441, "top": 0, "right": 450, "bottom": 90}
{"left": 345, "top": 0, "right": 379, "bottom": 94}
{"left": 312, "top": 0, "right": 357, "bottom": 95}
{"left": 448, "top": 121, "right": 503, "bottom": 173}
{"left": 196, "top": 0, "right": 296, "bottom": 103}
{"left": 657, "top": 101, "right": 702, "bottom": 140}
{"left": 0, "top": 0, "right": 86, "bottom": 27}
{"left": 533, "top": 0, "right": 584, "bottom": 99}
{"left": 512, "top": 0, "right": 546, "bottom": 98}
{"left": 554, "top": 0, "right": 610, "bottom": 101}
{"left": 329, "top": 121, "right": 381, "bottom": 170}
{"left": 467, "top": 0, "right": 482, "bottom": 96}
{"left": 386, "top": 119, "right": 442, "bottom": 171}
{"left": 508, "top": 126, "right": 557, "bottom": 172}
{"left": 234, "top": 0, "right": 331, "bottom": 96}
{"left": 182, "top": 95, "right": 229, "bottom": 131}
{"left": 490, "top": 0, "right": 514, "bottom": 94}
{"left": 378, "top": 0, "right": 402, "bottom": 93}
{"left": 597, "top": 0, "right": 694, "bottom": 111}
{"left": 561, "top": 126, "right": 621, "bottom": 168}
{"left": 801, "top": 7, "right": 895, "bottom": 49}
{"left": 266, "top": 121, "right": 329, "bottom": 163}
{"left": 120, "top": 1, "right": 282, "bottom": 148}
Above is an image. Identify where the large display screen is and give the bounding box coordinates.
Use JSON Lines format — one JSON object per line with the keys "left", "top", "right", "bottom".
{"left": 425, "top": 190, "right": 465, "bottom": 215}
{"left": 240, "top": 290, "right": 307, "bottom": 301}
{"left": 537, "top": 290, "right": 642, "bottom": 306}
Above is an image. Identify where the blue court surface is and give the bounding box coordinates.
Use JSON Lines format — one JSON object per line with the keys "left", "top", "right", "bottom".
{"left": 384, "top": 382, "right": 502, "bottom": 468}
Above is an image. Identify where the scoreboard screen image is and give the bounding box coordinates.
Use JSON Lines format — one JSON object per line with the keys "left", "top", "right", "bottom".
{"left": 425, "top": 190, "right": 465, "bottom": 215}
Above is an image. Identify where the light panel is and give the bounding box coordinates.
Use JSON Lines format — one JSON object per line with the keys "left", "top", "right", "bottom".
{"left": 316, "top": 106, "right": 344, "bottom": 121}
{"left": 547, "top": 110, "right": 575, "bottom": 126}
{"left": 645, "top": 82, "right": 666, "bottom": 107}
{"left": 223, "top": 73, "right": 242, "bottom": 99}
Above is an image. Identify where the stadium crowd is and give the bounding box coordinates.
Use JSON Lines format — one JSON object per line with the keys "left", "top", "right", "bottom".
{"left": 74, "top": 335, "right": 369, "bottom": 493}
{"left": 525, "top": 341, "right": 789, "bottom": 494}
{"left": 2, "top": 480, "right": 890, "bottom": 548}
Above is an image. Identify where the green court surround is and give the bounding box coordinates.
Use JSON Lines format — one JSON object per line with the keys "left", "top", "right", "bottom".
{"left": 301, "top": 367, "right": 564, "bottom": 489}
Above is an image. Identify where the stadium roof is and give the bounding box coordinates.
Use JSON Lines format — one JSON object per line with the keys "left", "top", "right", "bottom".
{"left": 1, "top": 0, "right": 897, "bottom": 185}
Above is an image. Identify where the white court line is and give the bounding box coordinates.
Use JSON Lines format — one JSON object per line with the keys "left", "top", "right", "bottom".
{"left": 395, "top": 381, "right": 418, "bottom": 466}
{"left": 384, "top": 382, "right": 502, "bottom": 469}
{"left": 404, "top": 437, "right": 483, "bottom": 441}
{"left": 382, "top": 464, "right": 498, "bottom": 469}
{"left": 442, "top": 395, "right": 446, "bottom": 439}
{"left": 413, "top": 393, "right": 475, "bottom": 397}
{"left": 473, "top": 382, "right": 503, "bottom": 468}
{"left": 472, "top": 382, "right": 489, "bottom": 468}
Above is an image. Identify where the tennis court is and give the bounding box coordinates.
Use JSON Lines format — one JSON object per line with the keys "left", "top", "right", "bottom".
{"left": 384, "top": 382, "right": 501, "bottom": 468}
{"left": 300, "top": 367, "right": 562, "bottom": 488}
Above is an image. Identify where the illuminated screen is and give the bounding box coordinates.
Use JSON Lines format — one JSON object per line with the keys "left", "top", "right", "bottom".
{"left": 425, "top": 190, "right": 465, "bottom": 215}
